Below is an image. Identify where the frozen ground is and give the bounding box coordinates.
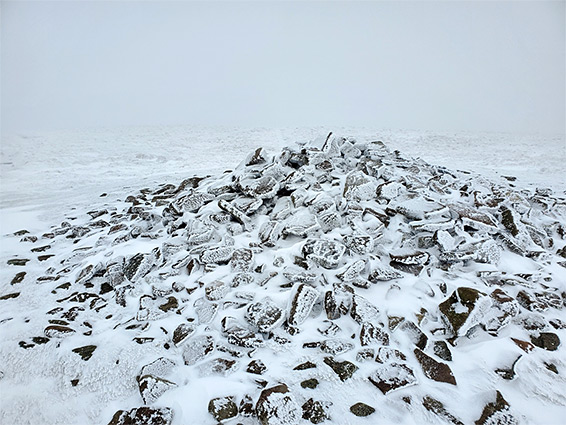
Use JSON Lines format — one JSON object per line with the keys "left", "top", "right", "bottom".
{"left": 0, "top": 128, "right": 565, "bottom": 425}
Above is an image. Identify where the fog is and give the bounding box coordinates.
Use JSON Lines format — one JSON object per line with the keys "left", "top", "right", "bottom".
{"left": 1, "top": 0, "right": 564, "bottom": 136}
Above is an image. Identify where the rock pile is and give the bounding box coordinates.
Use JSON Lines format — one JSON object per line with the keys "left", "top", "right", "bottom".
{"left": 3, "top": 134, "right": 565, "bottom": 424}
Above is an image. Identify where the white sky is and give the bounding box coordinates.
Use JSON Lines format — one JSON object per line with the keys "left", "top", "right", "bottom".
{"left": 1, "top": 0, "right": 564, "bottom": 136}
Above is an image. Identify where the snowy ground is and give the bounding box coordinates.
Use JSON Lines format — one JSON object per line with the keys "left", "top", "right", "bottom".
{"left": 0, "top": 127, "right": 564, "bottom": 425}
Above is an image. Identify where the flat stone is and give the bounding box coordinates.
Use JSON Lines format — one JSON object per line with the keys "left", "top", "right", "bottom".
{"left": 138, "top": 375, "right": 176, "bottom": 404}
{"left": 182, "top": 335, "right": 215, "bottom": 365}
{"left": 350, "top": 403, "right": 375, "bottom": 417}
{"left": 246, "top": 298, "right": 285, "bottom": 333}
{"left": 72, "top": 345, "right": 97, "bottom": 361}
{"left": 368, "top": 362, "right": 417, "bottom": 394}
{"left": 414, "top": 348, "right": 456, "bottom": 385}
{"left": 288, "top": 284, "right": 319, "bottom": 326}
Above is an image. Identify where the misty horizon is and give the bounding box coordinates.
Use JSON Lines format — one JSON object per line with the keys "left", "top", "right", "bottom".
{"left": 1, "top": 1, "right": 565, "bottom": 137}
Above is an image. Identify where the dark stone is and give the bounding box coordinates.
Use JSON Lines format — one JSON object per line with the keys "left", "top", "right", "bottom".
{"left": 31, "top": 245, "right": 51, "bottom": 253}
{"left": 44, "top": 325, "right": 75, "bottom": 338}
{"left": 172, "top": 323, "right": 195, "bottom": 346}
{"left": 158, "top": 296, "right": 178, "bottom": 312}
{"left": 530, "top": 332, "right": 560, "bottom": 351}
{"left": 38, "top": 254, "right": 54, "bottom": 262}
{"left": 438, "top": 287, "right": 482, "bottom": 334}
{"left": 72, "top": 345, "right": 97, "bottom": 361}
{"left": 7, "top": 258, "right": 29, "bottom": 266}
{"left": 208, "top": 396, "right": 238, "bottom": 422}
{"left": 323, "top": 357, "right": 358, "bottom": 381}
{"left": 11, "top": 272, "right": 26, "bottom": 285}
{"left": 107, "top": 407, "right": 173, "bottom": 425}
{"left": 495, "top": 356, "right": 522, "bottom": 380}
{"left": 475, "top": 391, "right": 516, "bottom": 425}
{"left": 256, "top": 384, "right": 300, "bottom": 425}
{"left": 350, "top": 402, "right": 375, "bottom": 417}
{"left": 301, "top": 378, "right": 319, "bottom": 389}
{"left": 422, "top": 396, "right": 464, "bottom": 425}
{"left": 294, "top": 361, "right": 317, "bottom": 371}
{"left": 302, "top": 398, "right": 330, "bottom": 424}
{"left": 500, "top": 206, "right": 519, "bottom": 237}
{"left": 414, "top": 349, "right": 456, "bottom": 385}
{"left": 32, "top": 336, "right": 49, "bottom": 345}
{"left": 433, "top": 341, "right": 452, "bottom": 361}
{"left": 247, "top": 359, "right": 267, "bottom": 375}
{"left": 71, "top": 379, "right": 79, "bottom": 386}
{"left": 239, "top": 394, "right": 255, "bottom": 416}
{"left": 360, "top": 322, "right": 389, "bottom": 346}
{"left": 0, "top": 292, "right": 20, "bottom": 301}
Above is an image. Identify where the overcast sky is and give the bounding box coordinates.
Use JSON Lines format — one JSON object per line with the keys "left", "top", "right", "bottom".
{"left": 1, "top": 0, "right": 564, "bottom": 136}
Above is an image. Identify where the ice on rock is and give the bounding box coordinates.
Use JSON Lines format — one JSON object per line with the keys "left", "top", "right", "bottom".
{"left": 256, "top": 384, "right": 301, "bottom": 425}
{"left": 368, "top": 362, "right": 417, "bottom": 394}
{"left": 246, "top": 298, "right": 285, "bottom": 333}
{"left": 350, "top": 294, "right": 379, "bottom": 324}
{"left": 137, "top": 374, "right": 177, "bottom": 404}
{"left": 302, "top": 239, "right": 346, "bottom": 269}
{"left": 288, "top": 284, "right": 320, "bottom": 326}
{"left": 343, "top": 170, "right": 377, "bottom": 201}
{"left": 182, "top": 334, "right": 215, "bottom": 365}
{"left": 199, "top": 246, "right": 234, "bottom": 264}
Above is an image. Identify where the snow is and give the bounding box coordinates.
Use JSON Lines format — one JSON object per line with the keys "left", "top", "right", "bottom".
{"left": 0, "top": 127, "right": 565, "bottom": 425}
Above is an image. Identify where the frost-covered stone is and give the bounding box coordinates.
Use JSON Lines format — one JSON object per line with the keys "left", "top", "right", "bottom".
{"left": 368, "top": 363, "right": 417, "bottom": 394}
{"left": 360, "top": 322, "right": 389, "bottom": 346}
{"left": 208, "top": 396, "right": 238, "bottom": 422}
{"left": 350, "top": 295, "right": 379, "bottom": 324}
{"left": 108, "top": 407, "right": 173, "bottom": 425}
{"left": 256, "top": 384, "right": 300, "bottom": 425}
{"left": 302, "top": 239, "right": 346, "bottom": 269}
{"left": 204, "top": 280, "right": 230, "bottom": 301}
{"left": 172, "top": 323, "right": 196, "bottom": 346}
{"left": 288, "top": 284, "right": 319, "bottom": 326}
{"left": 259, "top": 221, "right": 282, "bottom": 247}
{"left": 246, "top": 298, "right": 285, "bottom": 332}
{"left": 320, "top": 339, "right": 354, "bottom": 355}
{"left": 137, "top": 374, "right": 176, "bottom": 404}
{"left": 230, "top": 248, "right": 254, "bottom": 272}
{"left": 182, "top": 335, "right": 215, "bottom": 365}
{"left": 343, "top": 170, "right": 376, "bottom": 201}
{"left": 194, "top": 297, "right": 218, "bottom": 324}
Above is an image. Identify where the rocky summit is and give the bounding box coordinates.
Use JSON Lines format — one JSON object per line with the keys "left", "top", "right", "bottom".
{"left": 1, "top": 134, "right": 565, "bottom": 424}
